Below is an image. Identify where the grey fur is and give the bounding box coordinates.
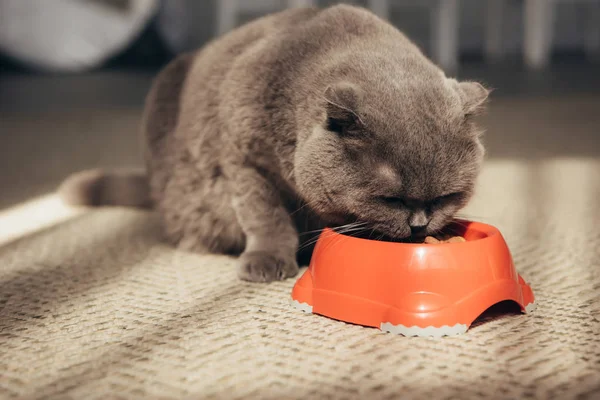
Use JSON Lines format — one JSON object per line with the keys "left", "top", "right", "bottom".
{"left": 59, "top": 5, "right": 489, "bottom": 282}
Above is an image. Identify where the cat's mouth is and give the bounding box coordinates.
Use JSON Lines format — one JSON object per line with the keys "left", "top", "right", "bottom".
{"left": 319, "top": 213, "right": 437, "bottom": 242}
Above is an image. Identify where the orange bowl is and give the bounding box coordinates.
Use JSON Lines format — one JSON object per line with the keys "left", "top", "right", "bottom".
{"left": 291, "top": 220, "right": 535, "bottom": 337}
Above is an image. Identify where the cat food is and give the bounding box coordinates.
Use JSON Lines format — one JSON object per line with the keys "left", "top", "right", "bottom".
{"left": 424, "top": 235, "right": 466, "bottom": 244}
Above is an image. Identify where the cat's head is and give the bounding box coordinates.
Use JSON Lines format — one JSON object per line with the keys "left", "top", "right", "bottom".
{"left": 295, "top": 77, "right": 489, "bottom": 240}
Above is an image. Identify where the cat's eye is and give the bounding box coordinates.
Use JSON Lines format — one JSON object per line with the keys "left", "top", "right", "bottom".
{"left": 432, "top": 192, "right": 464, "bottom": 206}
{"left": 327, "top": 117, "right": 346, "bottom": 134}
{"left": 326, "top": 110, "right": 363, "bottom": 137}
{"left": 378, "top": 196, "right": 405, "bottom": 206}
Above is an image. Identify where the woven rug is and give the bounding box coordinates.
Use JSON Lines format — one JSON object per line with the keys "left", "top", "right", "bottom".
{"left": 1, "top": 158, "right": 599, "bottom": 399}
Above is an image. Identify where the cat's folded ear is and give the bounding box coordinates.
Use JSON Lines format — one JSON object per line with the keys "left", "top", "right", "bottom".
{"left": 323, "top": 82, "right": 364, "bottom": 135}
{"left": 456, "top": 81, "right": 490, "bottom": 116}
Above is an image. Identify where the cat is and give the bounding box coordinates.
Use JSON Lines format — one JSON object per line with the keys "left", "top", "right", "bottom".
{"left": 59, "top": 4, "right": 489, "bottom": 283}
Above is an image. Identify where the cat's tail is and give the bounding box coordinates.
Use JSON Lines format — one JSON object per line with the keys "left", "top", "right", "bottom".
{"left": 58, "top": 168, "right": 152, "bottom": 209}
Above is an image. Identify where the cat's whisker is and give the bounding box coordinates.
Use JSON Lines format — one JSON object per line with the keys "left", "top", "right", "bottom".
{"left": 328, "top": 226, "right": 372, "bottom": 250}
{"left": 298, "top": 222, "right": 371, "bottom": 252}
{"left": 334, "top": 221, "right": 369, "bottom": 229}
{"left": 298, "top": 227, "right": 327, "bottom": 236}
{"left": 345, "top": 228, "right": 371, "bottom": 240}
{"left": 337, "top": 226, "right": 369, "bottom": 233}
{"left": 336, "top": 221, "right": 367, "bottom": 227}
{"left": 290, "top": 203, "right": 311, "bottom": 216}
{"left": 333, "top": 223, "right": 369, "bottom": 235}
{"left": 290, "top": 197, "right": 324, "bottom": 216}
{"left": 334, "top": 228, "right": 369, "bottom": 238}
{"left": 298, "top": 228, "right": 338, "bottom": 251}
{"left": 298, "top": 238, "right": 323, "bottom": 252}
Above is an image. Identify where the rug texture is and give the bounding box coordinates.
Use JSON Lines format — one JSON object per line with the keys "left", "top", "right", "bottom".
{"left": 1, "top": 159, "right": 599, "bottom": 399}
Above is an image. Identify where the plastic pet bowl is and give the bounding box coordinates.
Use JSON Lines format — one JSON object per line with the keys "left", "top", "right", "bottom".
{"left": 291, "top": 220, "right": 535, "bottom": 337}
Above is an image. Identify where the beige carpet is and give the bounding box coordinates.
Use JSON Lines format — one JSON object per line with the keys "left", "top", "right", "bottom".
{"left": 1, "top": 158, "right": 599, "bottom": 399}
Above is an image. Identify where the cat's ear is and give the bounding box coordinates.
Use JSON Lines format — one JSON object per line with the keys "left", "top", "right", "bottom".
{"left": 323, "top": 82, "right": 364, "bottom": 135}
{"left": 457, "top": 81, "right": 490, "bottom": 116}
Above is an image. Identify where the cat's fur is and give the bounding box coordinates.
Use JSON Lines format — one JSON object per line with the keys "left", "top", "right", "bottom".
{"left": 59, "top": 5, "right": 489, "bottom": 282}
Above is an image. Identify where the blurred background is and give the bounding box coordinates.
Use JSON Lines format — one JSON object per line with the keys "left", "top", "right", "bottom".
{"left": 1, "top": 0, "right": 599, "bottom": 210}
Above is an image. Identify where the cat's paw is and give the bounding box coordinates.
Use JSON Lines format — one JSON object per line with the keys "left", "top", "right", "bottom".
{"left": 237, "top": 251, "right": 299, "bottom": 282}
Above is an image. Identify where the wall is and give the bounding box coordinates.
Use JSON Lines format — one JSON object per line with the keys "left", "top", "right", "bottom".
{"left": 171, "top": 0, "right": 591, "bottom": 57}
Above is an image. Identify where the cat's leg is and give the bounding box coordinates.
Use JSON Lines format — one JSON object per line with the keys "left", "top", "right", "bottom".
{"left": 230, "top": 167, "right": 299, "bottom": 282}
{"left": 155, "top": 162, "right": 246, "bottom": 256}
{"left": 174, "top": 204, "right": 245, "bottom": 256}
{"left": 160, "top": 199, "right": 246, "bottom": 256}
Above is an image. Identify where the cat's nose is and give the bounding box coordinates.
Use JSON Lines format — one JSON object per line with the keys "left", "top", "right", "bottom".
{"left": 410, "top": 224, "right": 428, "bottom": 236}
{"left": 409, "top": 211, "right": 429, "bottom": 236}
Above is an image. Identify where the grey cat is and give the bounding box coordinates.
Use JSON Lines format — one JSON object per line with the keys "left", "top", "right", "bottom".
{"left": 59, "top": 4, "right": 489, "bottom": 282}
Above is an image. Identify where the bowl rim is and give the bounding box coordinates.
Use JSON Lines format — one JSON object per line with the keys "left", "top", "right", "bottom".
{"left": 321, "top": 219, "right": 500, "bottom": 247}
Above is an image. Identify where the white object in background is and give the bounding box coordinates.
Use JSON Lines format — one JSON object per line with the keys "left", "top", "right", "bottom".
{"left": 287, "top": 0, "right": 316, "bottom": 8}
{"left": 524, "top": 0, "right": 600, "bottom": 69}
{"left": 156, "top": 0, "right": 191, "bottom": 54}
{"left": 431, "top": 0, "right": 460, "bottom": 73}
{"left": 0, "top": 0, "right": 158, "bottom": 72}
{"left": 216, "top": 0, "right": 316, "bottom": 36}
{"left": 584, "top": 1, "right": 600, "bottom": 60}
{"left": 367, "top": 1, "right": 460, "bottom": 72}
{"left": 484, "top": 0, "right": 506, "bottom": 62}
{"left": 368, "top": 0, "right": 390, "bottom": 19}
{"left": 523, "top": 0, "right": 556, "bottom": 69}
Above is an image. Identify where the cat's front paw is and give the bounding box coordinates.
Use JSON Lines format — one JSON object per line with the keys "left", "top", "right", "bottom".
{"left": 237, "top": 251, "right": 299, "bottom": 282}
